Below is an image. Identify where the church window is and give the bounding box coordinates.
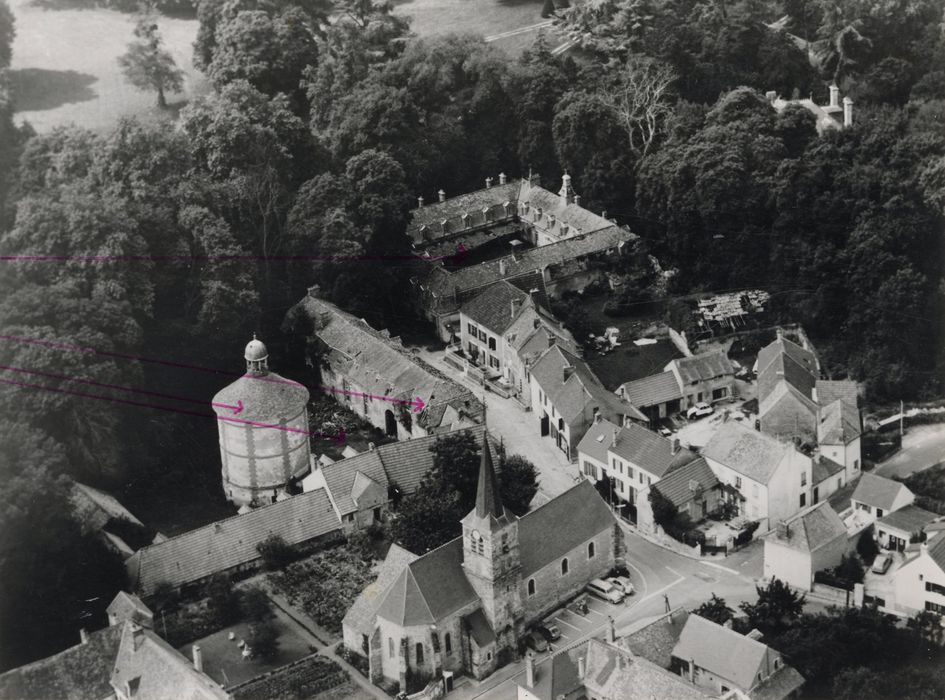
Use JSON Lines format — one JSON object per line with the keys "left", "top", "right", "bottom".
{"left": 416, "top": 643, "right": 424, "bottom": 665}
{"left": 588, "top": 541, "right": 595, "bottom": 559}
{"left": 389, "top": 638, "right": 394, "bottom": 658}
{"left": 561, "top": 558, "right": 569, "bottom": 575}
{"left": 527, "top": 579, "right": 536, "bottom": 596}
{"left": 445, "top": 633, "right": 452, "bottom": 655}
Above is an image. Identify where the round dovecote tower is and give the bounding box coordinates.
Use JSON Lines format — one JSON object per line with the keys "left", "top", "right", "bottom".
{"left": 212, "top": 337, "right": 311, "bottom": 508}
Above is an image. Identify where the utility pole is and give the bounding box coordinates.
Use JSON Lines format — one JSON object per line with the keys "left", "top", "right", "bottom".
{"left": 900, "top": 399, "right": 905, "bottom": 439}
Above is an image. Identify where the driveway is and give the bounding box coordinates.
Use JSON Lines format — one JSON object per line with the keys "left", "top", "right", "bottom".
{"left": 413, "top": 347, "right": 578, "bottom": 500}
{"left": 874, "top": 424, "right": 945, "bottom": 479}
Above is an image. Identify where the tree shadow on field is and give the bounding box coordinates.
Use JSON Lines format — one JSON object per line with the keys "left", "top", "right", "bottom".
{"left": 9, "top": 68, "right": 98, "bottom": 111}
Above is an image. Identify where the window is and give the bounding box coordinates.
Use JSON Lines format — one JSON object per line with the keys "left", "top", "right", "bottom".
{"left": 489, "top": 337, "right": 497, "bottom": 351}
{"left": 774, "top": 659, "right": 781, "bottom": 670}
{"left": 752, "top": 483, "right": 759, "bottom": 498}
{"left": 468, "top": 323, "right": 477, "bottom": 335}
{"left": 528, "top": 579, "right": 536, "bottom": 596}
{"left": 445, "top": 633, "right": 452, "bottom": 655}
{"left": 877, "top": 508, "right": 884, "bottom": 518}
{"left": 926, "top": 582, "right": 945, "bottom": 596}
{"left": 735, "top": 476, "right": 742, "bottom": 489}
{"left": 583, "top": 461, "right": 597, "bottom": 478}
{"left": 639, "top": 472, "right": 644, "bottom": 484}
{"left": 926, "top": 601, "right": 945, "bottom": 614}
{"left": 588, "top": 541, "right": 596, "bottom": 559}
{"left": 478, "top": 330, "right": 487, "bottom": 342}
{"left": 647, "top": 476, "right": 652, "bottom": 486}
{"left": 389, "top": 638, "right": 394, "bottom": 658}
{"left": 561, "top": 558, "right": 569, "bottom": 575}
{"left": 628, "top": 466, "right": 634, "bottom": 479}
{"left": 501, "top": 533, "right": 509, "bottom": 554}
{"left": 416, "top": 643, "right": 424, "bottom": 665}
{"left": 801, "top": 472, "right": 807, "bottom": 486}
{"left": 800, "top": 493, "right": 806, "bottom": 507}
{"left": 489, "top": 355, "right": 500, "bottom": 369}
{"left": 854, "top": 460, "right": 859, "bottom": 470}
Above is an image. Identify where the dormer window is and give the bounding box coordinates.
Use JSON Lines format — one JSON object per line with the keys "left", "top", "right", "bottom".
{"left": 503, "top": 201, "right": 512, "bottom": 217}
{"left": 461, "top": 213, "right": 470, "bottom": 229}
{"left": 482, "top": 206, "right": 492, "bottom": 223}
{"left": 440, "top": 219, "right": 449, "bottom": 234}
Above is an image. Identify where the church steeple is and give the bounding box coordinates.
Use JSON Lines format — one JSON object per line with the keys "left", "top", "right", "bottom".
{"left": 475, "top": 442, "right": 505, "bottom": 521}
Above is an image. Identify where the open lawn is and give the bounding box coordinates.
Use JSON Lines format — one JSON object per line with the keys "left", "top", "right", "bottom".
{"left": 9, "top": 0, "right": 207, "bottom": 133}
{"left": 392, "top": 0, "right": 553, "bottom": 51}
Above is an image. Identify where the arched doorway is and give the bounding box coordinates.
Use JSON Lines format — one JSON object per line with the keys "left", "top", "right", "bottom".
{"left": 384, "top": 410, "right": 397, "bottom": 437}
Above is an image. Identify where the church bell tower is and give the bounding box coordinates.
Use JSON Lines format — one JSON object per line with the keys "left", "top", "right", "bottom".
{"left": 461, "top": 442, "right": 523, "bottom": 646}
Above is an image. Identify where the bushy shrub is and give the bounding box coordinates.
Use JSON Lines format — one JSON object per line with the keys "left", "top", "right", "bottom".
{"left": 257, "top": 534, "right": 298, "bottom": 570}
{"left": 857, "top": 527, "right": 879, "bottom": 564}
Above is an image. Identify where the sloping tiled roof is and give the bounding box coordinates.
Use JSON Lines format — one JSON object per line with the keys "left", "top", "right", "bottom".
{"left": 212, "top": 370, "right": 309, "bottom": 424}
{"left": 928, "top": 535, "right": 945, "bottom": 572}
{"left": 669, "top": 350, "right": 735, "bottom": 385}
{"left": 876, "top": 504, "right": 940, "bottom": 534}
{"left": 752, "top": 665, "right": 806, "bottom": 700}
{"left": 111, "top": 623, "right": 230, "bottom": 700}
{"left": 464, "top": 608, "right": 496, "bottom": 647}
{"left": 126, "top": 489, "right": 341, "bottom": 595}
{"left": 584, "top": 638, "right": 709, "bottom": 700}
{"left": 621, "top": 608, "right": 690, "bottom": 668}
{"left": 107, "top": 591, "right": 154, "bottom": 627}
{"left": 672, "top": 615, "right": 775, "bottom": 691}
{"left": 518, "top": 180, "right": 616, "bottom": 238}
{"left": 652, "top": 458, "right": 719, "bottom": 508}
{"left": 619, "top": 372, "right": 683, "bottom": 408}
{"left": 408, "top": 181, "right": 521, "bottom": 243}
{"left": 321, "top": 452, "right": 388, "bottom": 516}
{"left": 460, "top": 281, "right": 530, "bottom": 335}
{"left": 576, "top": 417, "right": 621, "bottom": 464}
{"left": 811, "top": 455, "right": 844, "bottom": 485}
{"left": 376, "top": 539, "right": 478, "bottom": 626}
{"left": 343, "top": 544, "right": 418, "bottom": 636}
{"left": 0, "top": 625, "right": 123, "bottom": 700}
{"left": 766, "top": 501, "right": 846, "bottom": 553}
{"left": 757, "top": 337, "right": 818, "bottom": 407}
{"left": 72, "top": 483, "right": 146, "bottom": 532}
{"left": 757, "top": 336, "right": 817, "bottom": 380}
{"left": 527, "top": 645, "right": 584, "bottom": 700}
{"left": 609, "top": 423, "right": 698, "bottom": 479}
{"left": 518, "top": 480, "right": 617, "bottom": 577}
{"left": 702, "top": 421, "right": 791, "bottom": 485}
{"left": 817, "top": 399, "right": 861, "bottom": 445}
{"left": 850, "top": 473, "right": 912, "bottom": 511}
{"left": 286, "top": 295, "right": 484, "bottom": 431}
{"left": 815, "top": 380, "right": 858, "bottom": 407}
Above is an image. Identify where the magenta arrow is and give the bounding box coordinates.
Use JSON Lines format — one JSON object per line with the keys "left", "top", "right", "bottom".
{"left": 318, "top": 386, "right": 426, "bottom": 413}
{"left": 0, "top": 370, "right": 346, "bottom": 445}
{"left": 212, "top": 399, "right": 244, "bottom": 415}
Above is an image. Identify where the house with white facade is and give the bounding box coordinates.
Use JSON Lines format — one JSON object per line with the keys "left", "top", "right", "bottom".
{"left": 850, "top": 473, "right": 915, "bottom": 524}
{"left": 665, "top": 350, "right": 736, "bottom": 409}
{"left": 763, "top": 502, "right": 848, "bottom": 591}
{"left": 890, "top": 536, "right": 945, "bottom": 616}
{"left": 875, "top": 505, "right": 941, "bottom": 552}
{"left": 701, "top": 421, "right": 812, "bottom": 534}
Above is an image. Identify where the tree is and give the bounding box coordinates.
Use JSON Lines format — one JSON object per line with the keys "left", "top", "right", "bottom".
{"left": 597, "top": 54, "right": 676, "bottom": 159}
{"left": 248, "top": 620, "right": 280, "bottom": 660}
{"left": 239, "top": 586, "right": 273, "bottom": 622}
{"left": 693, "top": 593, "right": 734, "bottom": 625}
{"left": 117, "top": 18, "right": 185, "bottom": 109}
{"left": 856, "top": 526, "right": 879, "bottom": 564}
{"left": 204, "top": 573, "right": 240, "bottom": 626}
{"left": 906, "top": 610, "right": 944, "bottom": 646}
{"left": 498, "top": 454, "right": 538, "bottom": 516}
{"left": 647, "top": 487, "right": 678, "bottom": 531}
{"left": 739, "top": 578, "right": 805, "bottom": 635}
{"left": 836, "top": 553, "right": 865, "bottom": 584}
{"left": 256, "top": 533, "right": 297, "bottom": 569}
{"left": 0, "top": 0, "right": 13, "bottom": 69}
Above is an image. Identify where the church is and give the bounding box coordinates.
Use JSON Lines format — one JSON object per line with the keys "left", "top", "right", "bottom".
{"left": 342, "top": 445, "right": 623, "bottom": 691}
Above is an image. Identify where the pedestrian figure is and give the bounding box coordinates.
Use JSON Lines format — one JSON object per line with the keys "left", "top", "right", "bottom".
{"left": 663, "top": 593, "right": 670, "bottom": 613}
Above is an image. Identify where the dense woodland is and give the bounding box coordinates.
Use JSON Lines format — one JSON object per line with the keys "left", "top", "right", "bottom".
{"left": 0, "top": 0, "right": 942, "bottom": 672}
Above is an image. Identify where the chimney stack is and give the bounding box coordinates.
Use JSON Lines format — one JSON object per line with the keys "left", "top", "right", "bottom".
{"left": 438, "top": 189, "right": 446, "bottom": 203}
{"left": 559, "top": 172, "right": 574, "bottom": 206}
{"left": 499, "top": 259, "right": 507, "bottom": 276}
{"left": 525, "top": 651, "right": 536, "bottom": 688}
{"left": 499, "top": 172, "right": 507, "bottom": 185}
{"left": 574, "top": 194, "right": 581, "bottom": 207}
{"left": 368, "top": 442, "right": 376, "bottom": 451}
{"left": 688, "top": 658, "right": 696, "bottom": 683}
{"left": 192, "top": 644, "right": 203, "bottom": 672}
{"left": 607, "top": 616, "right": 616, "bottom": 643}
{"left": 601, "top": 210, "right": 607, "bottom": 220}
{"left": 612, "top": 428, "right": 618, "bottom": 448}
{"left": 417, "top": 195, "right": 424, "bottom": 208}
{"left": 829, "top": 84, "right": 840, "bottom": 108}
{"left": 594, "top": 408, "right": 601, "bottom": 424}
{"left": 486, "top": 177, "right": 494, "bottom": 189}
{"left": 671, "top": 437, "right": 680, "bottom": 455}
{"left": 80, "top": 628, "right": 89, "bottom": 645}
{"left": 843, "top": 96, "right": 853, "bottom": 127}
{"left": 577, "top": 656, "right": 586, "bottom": 679}
{"left": 765, "top": 90, "right": 777, "bottom": 102}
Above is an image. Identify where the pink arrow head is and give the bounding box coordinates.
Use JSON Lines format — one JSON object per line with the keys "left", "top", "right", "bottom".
{"left": 233, "top": 400, "right": 244, "bottom": 415}
{"left": 451, "top": 244, "right": 468, "bottom": 264}
{"left": 412, "top": 397, "right": 426, "bottom": 413}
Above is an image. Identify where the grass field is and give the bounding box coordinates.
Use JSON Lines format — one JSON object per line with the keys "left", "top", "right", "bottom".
{"left": 9, "top": 0, "right": 559, "bottom": 133}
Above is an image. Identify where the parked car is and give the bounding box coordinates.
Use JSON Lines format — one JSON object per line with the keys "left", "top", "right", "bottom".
{"left": 567, "top": 595, "right": 589, "bottom": 615}
{"left": 586, "top": 578, "right": 625, "bottom": 604}
{"left": 871, "top": 553, "right": 892, "bottom": 574}
{"left": 687, "top": 402, "right": 715, "bottom": 420}
{"left": 536, "top": 622, "right": 561, "bottom": 642}
{"left": 525, "top": 630, "right": 548, "bottom": 652}
{"left": 607, "top": 576, "right": 635, "bottom": 596}
{"left": 658, "top": 426, "right": 673, "bottom": 437}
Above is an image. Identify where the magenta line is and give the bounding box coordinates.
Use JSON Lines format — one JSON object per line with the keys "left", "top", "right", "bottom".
{"left": 319, "top": 385, "right": 423, "bottom": 411}
{"left": 0, "top": 374, "right": 344, "bottom": 443}
{"left": 0, "top": 247, "right": 466, "bottom": 264}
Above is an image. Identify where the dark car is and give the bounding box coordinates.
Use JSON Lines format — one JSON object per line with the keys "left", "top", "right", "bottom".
{"left": 525, "top": 630, "right": 548, "bottom": 652}
{"left": 536, "top": 623, "right": 561, "bottom": 642}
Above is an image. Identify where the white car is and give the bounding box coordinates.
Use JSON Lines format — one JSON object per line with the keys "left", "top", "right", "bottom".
{"left": 687, "top": 402, "right": 714, "bottom": 420}
{"left": 607, "top": 576, "right": 635, "bottom": 596}
{"left": 586, "top": 578, "right": 624, "bottom": 604}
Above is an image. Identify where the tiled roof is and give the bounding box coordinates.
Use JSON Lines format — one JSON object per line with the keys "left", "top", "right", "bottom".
{"left": 527, "top": 645, "right": 584, "bottom": 700}
{"left": 0, "top": 625, "right": 123, "bottom": 700}
{"left": 518, "top": 180, "right": 616, "bottom": 238}
{"left": 817, "top": 399, "right": 861, "bottom": 445}
{"left": 672, "top": 615, "right": 776, "bottom": 691}
{"left": 407, "top": 181, "right": 521, "bottom": 243}
{"left": 811, "top": 455, "right": 844, "bottom": 485}
{"left": 460, "top": 281, "right": 531, "bottom": 335}
{"left": 702, "top": 422, "right": 791, "bottom": 485}
{"left": 212, "top": 370, "right": 309, "bottom": 424}
{"left": 609, "top": 423, "right": 698, "bottom": 479}
{"left": 757, "top": 338, "right": 818, "bottom": 406}
{"left": 126, "top": 489, "right": 341, "bottom": 595}
{"left": 928, "top": 535, "right": 945, "bottom": 572}
{"left": 464, "top": 609, "right": 496, "bottom": 647}
{"left": 343, "top": 544, "right": 418, "bottom": 636}
{"left": 376, "top": 539, "right": 478, "bottom": 626}
{"left": 652, "top": 458, "right": 719, "bottom": 508}
{"left": 766, "top": 501, "right": 846, "bottom": 553}
{"left": 876, "top": 505, "right": 940, "bottom": 534}
{"left": 576, "top": 417, "right": 621, "bottom": 464}
{"left": 772, "top": 97, "right": 842, "bottom": 133}
{"left": 621, "top": 607, "right": 690, "bottom": 668}
{"left": 850, "top": 473, "right": 911, "bottom": 511}
{"left": 814, "top": 380, "right": 858, "bottom": 408}
{"left": 619, "top": 371, "right": 683, "bottom": 408}
{"left": 584, "top": 638, "right": 709, "bottom": 700}
{"left": 286, "top": 295, "right": 484, "bottom": 430}
{"left": 518, "top": 480, "right": 617, "bottom": 577}
{"left": 668, "top": 350, "right": 735, "bottom": 385}
{"left": 72, "top": 483, "right": 146, "bottom": 532}
{"left": 752, "top": 665, "right": 806, "bottom": 700}
{"left": 107, "top": 591, "right": 154, "bottom": 627}
{"left": 110, "top": 622, "right": 230, "bottom": 700}
{"left": 757, "top": 336, "right": 817, "bottom": 379}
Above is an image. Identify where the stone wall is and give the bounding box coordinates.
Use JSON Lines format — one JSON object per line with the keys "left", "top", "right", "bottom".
{"left": 231, "top": 654, "right": 348, "bottom": 700}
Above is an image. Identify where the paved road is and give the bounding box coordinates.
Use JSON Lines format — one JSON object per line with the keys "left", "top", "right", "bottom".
{"left": 415, "top": 348, "right": 579, "bottom": 499}
{"left": 875, "top": 424, "right": 945, "bottom": 479}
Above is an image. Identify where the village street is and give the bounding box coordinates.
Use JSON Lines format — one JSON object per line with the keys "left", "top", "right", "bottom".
{"left": 874, "top": 424, "right": 945, "bottom": 479}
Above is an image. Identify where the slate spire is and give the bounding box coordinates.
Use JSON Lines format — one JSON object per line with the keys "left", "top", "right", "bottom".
{"left": 475, "top": 442, "right": 505, "bottom": 520}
